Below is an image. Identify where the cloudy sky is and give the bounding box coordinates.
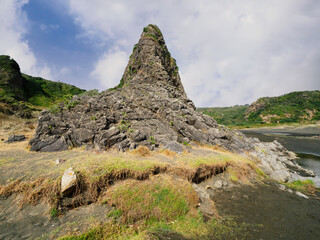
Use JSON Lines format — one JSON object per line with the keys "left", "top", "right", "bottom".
{"left": 1, "top": 0, "right": 319, "bottom": 107}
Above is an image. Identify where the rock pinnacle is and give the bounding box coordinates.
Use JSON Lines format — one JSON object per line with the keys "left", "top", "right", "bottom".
{"left": 28, "top": 25, "right": 315, "bottom": 184}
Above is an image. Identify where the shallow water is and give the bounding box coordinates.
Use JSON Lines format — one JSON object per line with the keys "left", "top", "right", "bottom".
{"left": 240, "top": 126, "right": 320, "bottom": 186}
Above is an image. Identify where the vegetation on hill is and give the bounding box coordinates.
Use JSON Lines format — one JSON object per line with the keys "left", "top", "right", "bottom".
{"left": 22, "top": 74, "right": 85, "bottom": 107}
{"left": 198, "top": 105, "right": 249, "bottom": 126}
{"left": 0, "top": 55, "right": 85, "bottom": 117}
{"left": 198, "top": 91, "right": 320, "bottom": 127}
{"left": 0, "top": 55, "right": 25, "bottom": 102}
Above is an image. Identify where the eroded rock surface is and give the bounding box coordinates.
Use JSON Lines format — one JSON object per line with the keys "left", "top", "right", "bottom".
{"left": 30, "top": 24, "right": 314, "bottom": 182}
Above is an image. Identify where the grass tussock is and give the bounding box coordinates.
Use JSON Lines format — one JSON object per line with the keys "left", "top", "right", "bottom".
{"left": 285, "top": 180, "right": 319, "bottom": 195}
{"left": 0, "top": 114, "right": 36, "bottom": 139}
{"left": 131, "top": 146, "right": 151, "bottom": 157}
{"left": 59, "top": 221, "right": 153, "bottom": 240}
{"left": 170, "top": 147, "right": 260, "bottom": 183}
{"left": 102, "top": 174, "right": 199, "bottom": 224}
{"left": 157, "top": 148, "right": 177, "bottom": 157}
{"left": 0, "top": 178, "right": 61, "bottom": 207}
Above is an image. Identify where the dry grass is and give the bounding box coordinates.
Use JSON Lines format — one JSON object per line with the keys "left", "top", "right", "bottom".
{"left": 0, "top": 177, "right": 61, "bottom": 207}
{"left": 0, "top": 140, "right": 262, "bottom": 209}
{"left": 0, "top": 116, "right": 262, "bottom": 222}
{"left": 0, "top": 114, "right": 36, "bottom": 140}
{"left": 131, "top": 146, "right": 151, "bottom": 157}
{"left": 157, "top": 148, "right": 177, "bottom": 157}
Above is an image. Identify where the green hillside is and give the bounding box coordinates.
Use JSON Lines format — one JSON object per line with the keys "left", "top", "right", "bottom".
{"left": 198, "top": 91, "right": 320, "bottom": 127}
{"left": 0, "top": 55, "right": 85, "bottom": 117}
{"left": 22, "top": 74, "right": 85, "bottom": 107}
{"left": 246, "top": 91, "right": 320, "bottom": 124}
{"left": 198, "top": 105, "right": 249, "bottom": 126}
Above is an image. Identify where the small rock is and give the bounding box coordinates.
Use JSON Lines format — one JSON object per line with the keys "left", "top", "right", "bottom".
{"left": 61, "top": 168, "right": 77, "bottom": 197}
{"left": 278, "top": 184, "right": 286, "bottom": 191}
{"left": 243, "top": 194, "right": 249, "bottom": 200}
{"left": 129, "top": 143, "right": 136, "bottom": 150}
{"left": 205, "top": 185, "right": 212, "bottom": 190}
{"left": 213, "top": 180, "right": 223, "bottom": 189}
{"left": 295, "top": 191, "right": 309, "bottom": 199}
{"left": 287, "top": 189, "right": 293, "bottom": 193}
{"left": 5, "top": 135, "right": 26, "bottom": 143}
{"left": 222, "top": 180, "right": 228, "bottom": 187}
{"left": 192, "top": 184, "right": 210, "bottom": 199}
{"left": 55, "top": 159, "right": 65, "bottom": 166}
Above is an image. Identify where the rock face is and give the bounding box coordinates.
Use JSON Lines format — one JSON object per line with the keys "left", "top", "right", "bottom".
{"left": 30, "top": 24, "right": 314, "bottom": 182}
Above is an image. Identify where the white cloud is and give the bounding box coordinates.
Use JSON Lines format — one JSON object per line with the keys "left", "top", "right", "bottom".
{"left": 0, "top": 0, "right": 53, "bottom": 79}
{"left": 91, "top": 49, "right": 128, "bottom": 88}
{"left": 65, "top": 0, "right": 320, "bottom": 106}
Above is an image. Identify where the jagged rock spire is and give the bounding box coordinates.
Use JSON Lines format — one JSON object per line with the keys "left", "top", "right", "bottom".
{"left": 120, "top": 24, "right": 186, "bottom": 97}
{"left": 28, "top": 25, "right": 315, "bottom": 184}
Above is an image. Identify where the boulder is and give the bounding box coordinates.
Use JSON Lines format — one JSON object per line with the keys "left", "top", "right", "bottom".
{"left": 164, "top": 141, "right": 184, "bottom": 154}
{"left": 61, "top": 168, "right": 77, "bottom": 197}
{"left": 55, "top": 158, "right": 65, "bottom": 166}
{"left": 295, "top": 191, "right": 309, "bottom": 199}
{"left": 5, "top": 135, "right": 26, "bottom": 143}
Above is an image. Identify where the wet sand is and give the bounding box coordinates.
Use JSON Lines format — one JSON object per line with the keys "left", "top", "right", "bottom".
{"left": 210, "top": 181, "right": 320, "bottom": 240}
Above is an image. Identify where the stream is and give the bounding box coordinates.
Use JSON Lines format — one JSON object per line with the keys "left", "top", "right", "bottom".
{"left": 240, "top": 125, "right": 320, "bottom": 186}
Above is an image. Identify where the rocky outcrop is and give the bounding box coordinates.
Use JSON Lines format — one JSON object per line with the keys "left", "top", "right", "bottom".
{"left": 29, "top": 24, "right": 314, "bottom": 182}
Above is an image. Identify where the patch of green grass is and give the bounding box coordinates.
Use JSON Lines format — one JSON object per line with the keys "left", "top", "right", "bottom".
{"left": 59, "top": 222, "right": 147, "bottom": 240}
{"left": 118, "top": 119, "right": 131, "bottom": 132}
{"left": 50, "top": 207, "right": 59, "bottom": 219}
{"left": 105, "top": 175, "right": 198, "bottom": 224}
{"left": 144, "top": 33, "right": 160, "bottom": 44}
{"left": 227, "top": 168, "right": 239, "bottom": 182}
{"left": 149, "top": 136, "right": 156, "bottom": 145}
{"left": 61, "top": 207, "right": 258, "bottom": 240}
{"left": 65, "top": 100, "right": 79, "bottom": 110}
{"left": 178, "top": 152, "right": 229, "bottom": 168}
{"left": 106, "top": 208, "right": 122, "bottom": 220}
{"left": 285, "top": 180, "right": 318, "bottom": 194}
{"left": 182, "top": 141, "right": 190, "bottom": 147}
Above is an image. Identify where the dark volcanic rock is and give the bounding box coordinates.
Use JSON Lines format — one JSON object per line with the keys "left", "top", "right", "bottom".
{"left": 29, "top": 25, "right": 314, "bottom": 182}
{"left": 5, "top": 135, "right": 26, "bottom": 143}
{"left": 30, "top": 24, "right": 227, "bottom": 152}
